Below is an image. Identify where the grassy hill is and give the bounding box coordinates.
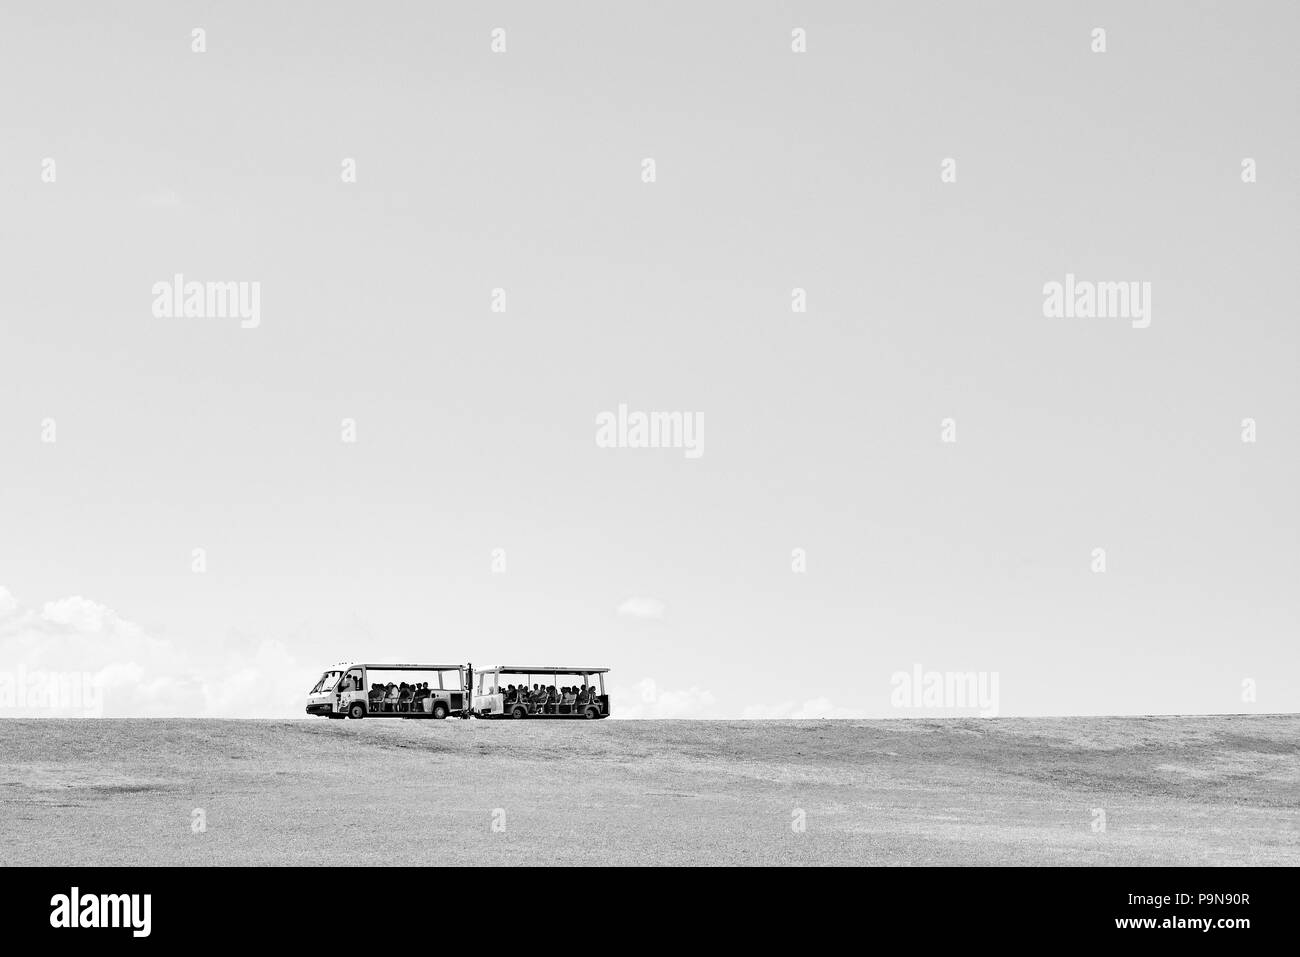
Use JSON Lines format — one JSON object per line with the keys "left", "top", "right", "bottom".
{"left": 1, "top": 715, "right": 1296, "bottom": 865}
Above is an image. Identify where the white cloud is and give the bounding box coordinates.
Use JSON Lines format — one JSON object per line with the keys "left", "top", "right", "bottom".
{"left": 616, "top": 597, "right": 666, "bottom": 621}
{"left": 613, "top": 677, "right": 718, "bottom": 718}
{"left": 0, "top": 585, "right": 307, "bottom": 717}
{"left": 141, "top": 187, "right": 184, "bottom": 209}
{"left": 0, "top": 587, "right": 17, "bottom": 618}
{"left": 201, "top": 638, "right": 306, "bottom": 717}
{"left": 610, "top": 680, "right": 863, "bottom": 720}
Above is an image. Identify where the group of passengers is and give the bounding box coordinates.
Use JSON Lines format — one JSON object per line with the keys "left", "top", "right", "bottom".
{"left": 368, "top": 681, "right": 432, "bottom": 712}
{"left": 502, "top": 683, "right": 598, "bottom": 710}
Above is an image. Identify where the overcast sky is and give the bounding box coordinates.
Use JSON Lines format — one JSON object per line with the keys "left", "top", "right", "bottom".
{"left": 1, "top": 1, "right": 1296, "bottom": 718}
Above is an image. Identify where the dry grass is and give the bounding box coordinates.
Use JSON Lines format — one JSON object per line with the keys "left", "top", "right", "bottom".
{"left": 1, "top": 715, "right": 1296, "bottom": 865}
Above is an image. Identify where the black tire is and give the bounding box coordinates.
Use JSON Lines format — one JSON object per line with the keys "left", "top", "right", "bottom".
{"left": 432, "top": 703, "right": 449, "bottom": 719}
{"left": 510, "top": 705, "right": 528, "bottom": 719}
{"left": 583, "top": 706, "right": 599, "bottom": 720}
{"left": 348, "top": 702, "right": 366, "bottom": 720}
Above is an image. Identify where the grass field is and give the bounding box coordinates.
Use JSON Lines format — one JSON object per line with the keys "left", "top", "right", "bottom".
{"left": 1, "top": 715, "right": 1296, "bottom": 866}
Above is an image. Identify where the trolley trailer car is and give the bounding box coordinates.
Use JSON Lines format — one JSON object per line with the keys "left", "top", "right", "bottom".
{"left": 471, "top": 665, "right": 610, "bottom": 719}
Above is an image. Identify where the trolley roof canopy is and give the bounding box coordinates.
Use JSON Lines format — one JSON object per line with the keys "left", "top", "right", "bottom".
{"left": 355, "top": 663, "right": 465, "bottom": 671}
{"left": 488, "top": 665, "right": 610, "bottom": 674}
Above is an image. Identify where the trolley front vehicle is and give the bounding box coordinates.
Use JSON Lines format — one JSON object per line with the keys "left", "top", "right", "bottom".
{"left": 472, "top": 665, "right": 611, "bottom": 719}
{"left": 305, "top": 662, "right": 469, "bottom": 719}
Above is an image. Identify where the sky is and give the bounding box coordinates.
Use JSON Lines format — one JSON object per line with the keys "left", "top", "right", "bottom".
{"left": 1, "top": 1, "right": 1296, "bottom": 718}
